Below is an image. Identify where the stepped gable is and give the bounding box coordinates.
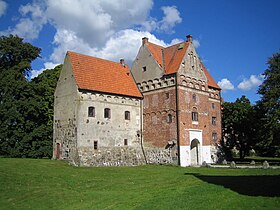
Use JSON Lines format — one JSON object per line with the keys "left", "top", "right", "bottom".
{"left": 68, "top": 51, "right": 142, "bottom": 98}
{"left": 146, "top": 40, "right": 220, "bottom": 90}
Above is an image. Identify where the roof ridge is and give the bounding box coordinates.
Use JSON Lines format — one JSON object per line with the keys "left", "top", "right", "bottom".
{"left": 67, "top": 51, "right": 128, "bottom": 67}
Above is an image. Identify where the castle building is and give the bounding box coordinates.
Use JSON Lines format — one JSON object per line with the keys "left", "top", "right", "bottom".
{"left": 53, "top": 52, "right": 145, "bottom": 166}
{"left": 131, "top": 35, "right": 221, "bottom": 166}
{"left": 53, "top": 35, "right": 222, "bottom": 167}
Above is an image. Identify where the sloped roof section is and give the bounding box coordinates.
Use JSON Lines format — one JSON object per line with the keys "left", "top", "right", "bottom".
{"left": 68, "top": 51, "right": 142, "bottom": 98}
{"left": 145, "top": 40, "right": 220, "bottom": 89}
{"left": 202, "top": 64, "right": 221, "bottom": 90}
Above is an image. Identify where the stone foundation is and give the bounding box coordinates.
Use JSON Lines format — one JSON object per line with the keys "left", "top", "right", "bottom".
{"left": 144, "top": 148, "right": 176, "bottom": 165}
{"left": 77, "top": 146, "right": 146, "bottom": 166}
{"left": 68, "top": 146, "right": 177, "bottom": 167}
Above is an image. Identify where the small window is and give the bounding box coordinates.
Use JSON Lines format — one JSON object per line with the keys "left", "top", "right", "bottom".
{"left": 104, "top": 108, "right": 111, "bottom": 119}
{"left": 88, "top": 106, "right": 95, "bottom": 117}
{"left": 124, "top": 139, "right": 128, "bottom": 146}
{"left": 125, "top": 111, "right": 130, "bottom": 120}
{"left": 212, "top": 117, "right": 217, "bottom": 125}
{"left": 167, "top": 114, "right": 172, "bottom": 123}
{"left": 165, "top": 92, "right": 169, "bottom": 100}
{"left": 192, "top": 112, "right": 198, "bottom": 121}
{"left": 192, "top": 94, "right": 197, "bottom": 103}
{"left": 142, "top": 66, "right": 147, "bottom": 72}
{"left": 212, "top": 133, "right": 218, "bottom": 141}
{"left": 94, "top": 141, "right": 98, "bottom": 150}
{"left": 212, "top": 103, "right": 215, "bottom": 109}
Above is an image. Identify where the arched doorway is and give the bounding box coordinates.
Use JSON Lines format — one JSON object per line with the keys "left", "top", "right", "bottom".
{"left": 55, "top": 143, "right": 61, "bottom": 159}
{"left": 190, "top": 139, "right": 200, "bottom": 165}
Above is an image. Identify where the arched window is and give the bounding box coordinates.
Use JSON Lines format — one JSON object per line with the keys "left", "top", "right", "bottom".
{"left": 167, "top": 114, "right": 172, "bottom": 123}
{"left": 125, "top": 111, "right": 130, "bottom": 120}
{"left": 88, "top": 106, "right": 95, "bottom": 117}
{"left": 212, "top": 117, "right": 217, "bottom": 125}
{"left": 104, "top": 108, "right": 111, "bottom": 119}
{"left": 192, "top": 108, "right": 198, "bottom": 121}
{"left": 192, "top": 94, "right": 197, "bottom": 103}
{"left": 212, "top": 132, "right": 218, "bottom": 141}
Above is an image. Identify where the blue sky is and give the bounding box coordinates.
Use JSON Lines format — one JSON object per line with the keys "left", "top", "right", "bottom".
{"left": 0, "top": 0, "right": 279, "bottom": 103}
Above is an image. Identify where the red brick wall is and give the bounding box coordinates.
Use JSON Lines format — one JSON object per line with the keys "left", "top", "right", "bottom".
{"left": 142, "top": 85, "right": 221, "bottom": 148}
{"left": 178, "top": 87, "right": 221, "bottom": 146}
{"left": 143, "top": 87, "right": 177, "bottom": 148}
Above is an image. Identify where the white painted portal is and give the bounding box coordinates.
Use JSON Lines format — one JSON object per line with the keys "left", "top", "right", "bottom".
{"left": 180, "top": 129, "right": 203, "bottom": 166}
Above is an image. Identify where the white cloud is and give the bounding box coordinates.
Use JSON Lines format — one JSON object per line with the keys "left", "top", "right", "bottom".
{"left": 237, "top": 74, "right": 264, "bottom": 91}
{"left": 5, "top": 2, "right": 47, "bottom": 40}
{"left": 158, "top": 6, "right": 182, "bottom": 33}
{"left": 0, "top": 0, "right": 7, "bottom": 17}
{"left": 2, "top": 0, "right": 183, "bottom": 68}
{"left": 30, "top": 62, "right": 59, "bottom": 79}
{"left": 193, "top": 39, "right": 200, "bottom": 48}
{"left": 218, "top": 78, "right": 234, "bottom": 91}
{"left": 50, "top": 28, "right": 168, "bottom": 66}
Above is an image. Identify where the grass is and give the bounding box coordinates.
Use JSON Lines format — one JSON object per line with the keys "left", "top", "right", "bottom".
{"left": 0, "top": 158, "right": 280, "bottom": 210}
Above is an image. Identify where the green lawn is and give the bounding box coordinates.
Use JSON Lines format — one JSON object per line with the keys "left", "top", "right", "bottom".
{"left": 0, "top": 158, "right": 279, "bottom": 210}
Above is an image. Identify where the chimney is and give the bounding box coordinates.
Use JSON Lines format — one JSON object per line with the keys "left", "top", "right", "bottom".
{"left": 120, "top": 58, "right": 125, "bottom": 67}
{"left": 187, "top": 35, "right": 193, "bottom": 43}
{"left": 142, "top": 37, "right": 149, "bottom": 46}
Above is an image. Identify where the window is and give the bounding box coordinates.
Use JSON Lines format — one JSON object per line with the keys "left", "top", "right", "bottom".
{"left": 88, "top": 106, "right": 95, "bottom": 117}
{"left": 167, "top": 114, "right": 172, "bottom": 123}
{"left": 192, "top": 94, "right": 197, "bottom": 103}
{"left": 192, "top": 112, "right": 198, "bottom": 121}
{"left": 125, "top": 111, "right": 130, "bottom": 120}
{"left": 212, "top": 132, "right": 218, "bottom": 141}
{"left": 104, "top": 108, "right": 111, "bottom": 119}
{"left": 165, "top": 92, "right": 169, "bottom": 100}
{"left": 142, "top": 66, "right": 147, "bottom": 72}
{"left": 94, "top": 141, "right": 98, "bottom": 150}
{"left": 212, "top": 103, "right": 215, "bottom": 109}
{"left": 124, "top": 139, "right": 128, "bottom": 146}
{"left": 212, "top": 117, "right": 217, "bottom": 125}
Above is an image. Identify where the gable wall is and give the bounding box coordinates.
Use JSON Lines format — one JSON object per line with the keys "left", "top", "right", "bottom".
{"left": 131, "top": 45, "right": 163, "bottom": 83}
{"left": 53, "top": 55, "right": 79, "bottom": 162}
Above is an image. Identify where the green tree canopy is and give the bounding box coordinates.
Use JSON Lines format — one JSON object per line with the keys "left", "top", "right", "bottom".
{"left": 255, "top": 52, "right": 280, "bottom": 156}
{"left": 222, "top": 96, "right": 255, "bottom": 159}
{"left": 0, "top": 35, "right": 61, "bottom": 158}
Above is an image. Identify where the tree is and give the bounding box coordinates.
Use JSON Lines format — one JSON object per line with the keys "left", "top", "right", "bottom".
{"left": 0, "top": 35, "right": 62, "bottom": 158}
{"left": 222, "top": 96, "right": 255, "bottom": 159}
{"left": 255, "top": 52, "right": 280, "bottom": 156}
{"left": 28, "top": 65, "right": 62, "bottom": 158}
{"left": 0, "top": 35, "right": 41, "bottom": 157}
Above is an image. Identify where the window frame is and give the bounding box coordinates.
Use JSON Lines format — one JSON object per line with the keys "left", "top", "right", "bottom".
{"left": 191, "top": 111, "right": 198, "bottom": 122}
{"left": 212, "top": 116, "right": 217, "bottom": 125}
{"left": 212, "top": 132, "right": 218, "bottom": 141}
{"left": 94, "top": 141, "right": 98, "bottom": 150}
{"left": 104, "top": 108, "right": 111, "bottom": 119}
{"left": 88, "top": 106, "right": 95, "bottom": 117}
{"left": 167, "top": 114, "right": 172, "bottom": 123}
{"left": 125, "top": 111, "right": 130, "bottom": 120}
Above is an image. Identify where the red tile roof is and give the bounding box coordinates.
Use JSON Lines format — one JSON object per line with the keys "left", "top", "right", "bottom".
{"left": 68, "top": 51, "right": 142, "bottom": 98}
{"left": 146, "top": 41, "right": 220, "bottom": 90}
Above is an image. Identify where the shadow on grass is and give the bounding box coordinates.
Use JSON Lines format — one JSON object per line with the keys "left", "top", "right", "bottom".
{"left": 185, "top": 173, "right": 280, "bottom": 197}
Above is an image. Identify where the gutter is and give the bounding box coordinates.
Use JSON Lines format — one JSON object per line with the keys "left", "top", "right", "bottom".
{"left": 140, "top": 99, "right": 147, "bottom": 164}
{"left": 175, "top": 73, "right": 181, "bottom": 166}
